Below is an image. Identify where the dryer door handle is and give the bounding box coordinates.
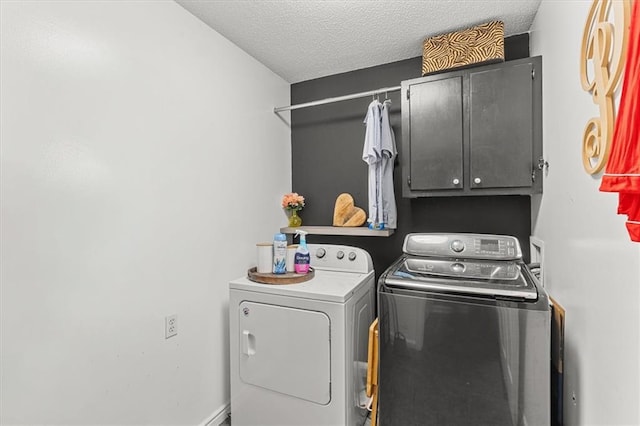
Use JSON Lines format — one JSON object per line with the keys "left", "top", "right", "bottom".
{"left": 242, "top": 330, "right": 256, "bottom": 356}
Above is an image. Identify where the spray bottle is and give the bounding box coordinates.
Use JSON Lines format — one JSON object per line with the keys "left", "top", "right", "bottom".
{"left": 294, "top": 230, "right": 310, "bottom": 274}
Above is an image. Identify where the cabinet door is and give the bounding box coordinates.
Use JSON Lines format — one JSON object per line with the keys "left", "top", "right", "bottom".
{"left": 408, "top": 76, "right": 464, "bottom": 191}
{"left": 469, "top": 62, "right": 534, "bottom": 189}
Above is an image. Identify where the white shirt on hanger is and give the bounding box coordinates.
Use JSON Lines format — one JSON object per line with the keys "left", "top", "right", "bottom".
{"left": 362, "top": 99, "right": 382, "bottom": 226}
{"left": 380, "top": 100, "right": 397, "bottom": 229}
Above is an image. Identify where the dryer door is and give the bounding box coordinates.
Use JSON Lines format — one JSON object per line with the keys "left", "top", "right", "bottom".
{"left": 238, "top": 301, "right": 331, "bottom": 405}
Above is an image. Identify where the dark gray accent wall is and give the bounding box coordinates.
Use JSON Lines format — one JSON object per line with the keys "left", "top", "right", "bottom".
{"left": 291, "top": 35, "right": 532, "bottom": 278}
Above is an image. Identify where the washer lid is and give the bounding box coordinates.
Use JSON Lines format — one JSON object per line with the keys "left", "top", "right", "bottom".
{"left": 384, "top": 257, "right": 538, "bottom": 300}
{"left": 230, "top": 269, "right": 374, "bottom": 303}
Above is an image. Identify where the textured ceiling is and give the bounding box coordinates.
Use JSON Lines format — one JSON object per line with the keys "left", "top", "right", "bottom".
{"left": 176, "top": 0, "right": 542, "bottom": 83}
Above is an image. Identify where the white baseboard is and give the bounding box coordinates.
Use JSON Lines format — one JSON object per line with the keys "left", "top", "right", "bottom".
{"left": 200, "top": 403, "right": 230, "bottom": 426}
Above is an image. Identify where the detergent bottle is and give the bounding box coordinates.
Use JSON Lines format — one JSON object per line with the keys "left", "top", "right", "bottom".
{"left": 272, "top": 232, "right": 287, "bottom": 274}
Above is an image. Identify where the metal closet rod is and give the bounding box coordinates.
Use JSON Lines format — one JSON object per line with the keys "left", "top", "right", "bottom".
{"left": 273, "top": 85, "right": 401, "bottom": 113}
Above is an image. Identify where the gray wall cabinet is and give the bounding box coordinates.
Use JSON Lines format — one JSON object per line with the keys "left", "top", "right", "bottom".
{"left": 401, "top": 56, "right": 543, "bottom": 198}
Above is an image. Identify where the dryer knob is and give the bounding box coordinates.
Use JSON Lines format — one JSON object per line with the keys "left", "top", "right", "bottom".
{"left": 315, "top": 248, "right": 326, "bottom": 259}
{"left": 348, "top": 252, "right": 357, "bottom": 261}
{"left": 336, "top": 250, "right": 345, "bottom": 259}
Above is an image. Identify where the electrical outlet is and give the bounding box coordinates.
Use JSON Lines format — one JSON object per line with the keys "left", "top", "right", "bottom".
{"left": 165, "top": 314, "right": 178, "bottom": 339}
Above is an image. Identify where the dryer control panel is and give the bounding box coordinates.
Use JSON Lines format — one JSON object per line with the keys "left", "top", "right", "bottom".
{"left": 403, "top": 233, "right": 522, "bottom": 260}
{"left": 308, "top": 244, "right": 373, "bottom": 273}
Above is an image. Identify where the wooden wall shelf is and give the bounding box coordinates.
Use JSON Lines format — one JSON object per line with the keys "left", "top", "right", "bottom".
{"left": 280, "top": 226, "right": 394, "bottom": 237}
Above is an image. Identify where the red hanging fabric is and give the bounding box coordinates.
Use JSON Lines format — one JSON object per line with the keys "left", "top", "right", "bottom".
{"left": 600, "top": 0, "right": 640, "bottom": 242}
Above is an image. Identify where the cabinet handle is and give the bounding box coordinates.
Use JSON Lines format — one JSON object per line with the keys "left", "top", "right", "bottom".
{"left": 452, "top": 178, "right": 460, "bottom": 185}
{"left": 474, "top": 177, "right": 482, "bottom": 184}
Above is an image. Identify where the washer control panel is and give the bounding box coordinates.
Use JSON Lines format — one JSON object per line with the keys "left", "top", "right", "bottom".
{"left": 308, "top": 244, "right": 373, "bottom": 273}
{"left": 403, "top": 233, "right": 522, "bottom": 260}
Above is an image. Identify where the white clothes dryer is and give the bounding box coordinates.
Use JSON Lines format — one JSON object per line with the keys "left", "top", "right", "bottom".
{"left": 229, "top": 244, "right": 375, "bottom": 426}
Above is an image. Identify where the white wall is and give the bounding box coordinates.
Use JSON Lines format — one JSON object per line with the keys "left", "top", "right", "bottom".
{"left": 530, "top": 1, "right": 640, "bottom": 424}
{"left": 0, "top": 1, "right": 290, "bottom": 424}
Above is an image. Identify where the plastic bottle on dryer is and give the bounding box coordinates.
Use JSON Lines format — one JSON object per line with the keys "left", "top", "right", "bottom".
{"left": 294, "top": 230, "right": 311, "bottom": 274}
{"left": 272, "top": 232, "right": 287, "bottom": 274}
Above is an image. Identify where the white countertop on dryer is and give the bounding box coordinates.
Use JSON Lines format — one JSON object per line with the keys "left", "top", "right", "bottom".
{"left": 229, "top": 269, "right": 374, "bottom": 303}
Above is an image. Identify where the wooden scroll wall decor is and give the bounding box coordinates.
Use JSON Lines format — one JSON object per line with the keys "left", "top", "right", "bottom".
{"left": 581, "top": 0, "right": 631, "bottom": 174}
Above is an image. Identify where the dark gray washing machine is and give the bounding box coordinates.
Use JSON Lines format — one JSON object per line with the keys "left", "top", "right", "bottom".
{"left": 378, "top": 233, "right": 550, "bottom": 426}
